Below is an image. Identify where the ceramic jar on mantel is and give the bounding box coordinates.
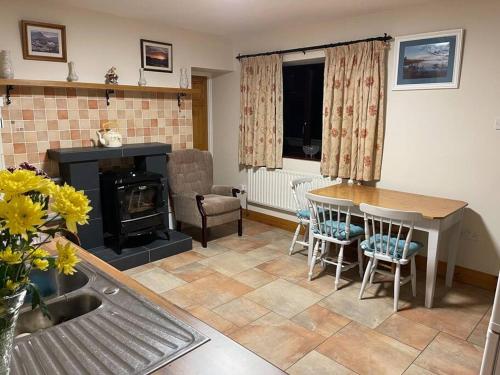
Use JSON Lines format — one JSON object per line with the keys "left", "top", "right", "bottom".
{"left": 66, "top": 61, "right": 79, "bottom": 82}
{"left": 0, "top": 50, "right": 14, "bottom": 79}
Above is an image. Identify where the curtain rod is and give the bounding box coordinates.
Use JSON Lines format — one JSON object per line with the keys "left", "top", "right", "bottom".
{"left": 235, "top": 33, "right": 392, "bottom": 60}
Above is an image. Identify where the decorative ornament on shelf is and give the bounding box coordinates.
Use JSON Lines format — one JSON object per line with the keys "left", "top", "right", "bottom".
{"left": 96, "top": 121, "right": 122, "bottom": 148}
{"left": 138, "top": 68, "right": 147, "bottom": 86}
{"left": 66, "top": 61, "right": 79, "bottom": 82}
{"left": 104, "top": 66, "right": 118, "bottom": 84}
{"left": 179, "top": 68, "right": 189, "bottom": 89}
{"left": 0, "top": 50, "right": 14, "bottom": 79}
{"left": 0, "top": 163, "right": 91, "bottom": 373}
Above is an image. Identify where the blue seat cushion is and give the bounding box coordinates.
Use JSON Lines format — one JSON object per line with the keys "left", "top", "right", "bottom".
{"left": 361, "top": 234, "right": 423, "bottom": 259}
{"left": 297, "top": 208, "right": 312, "bottom": 219}
{"left": 314, "top": 220, "right": 364, "bottom": 240}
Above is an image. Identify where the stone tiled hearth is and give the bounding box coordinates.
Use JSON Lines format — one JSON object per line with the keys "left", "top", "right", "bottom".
{"left": 0, "top": 86, "right": 192, "bottom": 175}
{"left": 128, "top": 220, "right": 492, "bottom": 374}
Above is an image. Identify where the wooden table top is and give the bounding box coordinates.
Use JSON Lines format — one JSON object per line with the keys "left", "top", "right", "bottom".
{"left": 310, "top": 184, "right": 467, "bottom": 219}
{"left": 44, "top": 239, "right": 285, "bottom": 375}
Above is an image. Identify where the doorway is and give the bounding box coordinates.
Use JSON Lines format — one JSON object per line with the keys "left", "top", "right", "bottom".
{"left": 191, "top": 75, "right": 208, "bottom": 150}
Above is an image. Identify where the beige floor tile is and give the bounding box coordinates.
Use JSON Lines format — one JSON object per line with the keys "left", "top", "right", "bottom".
{"left": 265, "top": 237, "right": 298, "bottom": 254}
{"left": 122, "top": 263, "right": 154, "bottom": 276}
{"left": 172, "top": 272, "right": 253, "bottom": 309}
{"left": 288, "top": 267, "right": 364, "bottom": 297}
{"left": 287, "top": 350, "right": 355, "bottom": 374}
{"left": 155, "top": 251, "right": 206, "bottom": 271}
{"left": 213, "top": 297, "right": 270, "bottom": 327}
{"left": 403, "top": 364, "right": 436, "bottom": 374}
{"left": 229, "top": 312, "right": 325, "bottom": 370}
{"left": 415, "top": 332, "right": 483, "bottom": 375}
{"left": 168, "top": 261, "right": 215, "bottom": 282}
{"left": 231, "top": 268, "right": 278, "bottom": 288}
{"left": 244, "top": 245, "right": 283, "bottom": 262}
{"left": 257, "top": 256, "right": 309, "bottom": 279}
{"left": 467, "top": 307, "right": 491, "bottom": 347}
{"left": 376, "top": 314, "right": 438, "bottom": 350}
{"left": 216, "top": 236, "right": 269, "bottom": 252}
{"left": 291, "top": 304, "right": 351, "bottom": 337}
{"left": 242, "top": 222, "right": 275, "bottom": 236}
{"left": 185, "top": 305, "right": 236, "bottom": 333}
{"left": 398, "top": 285, "right": 491, "bottom": 340}
{"left": 132, "top": 267, "right": 186, "bottom": 294}
{"left": 199, "top": 251, "right": 265, "bottom": 276}
{"left": 245, "top": 279, "right": 323, "bottom": 318}
{"left": 317, "top": 322, "right": 419, "bottom": 375}
{"left": 192, "top": 243, "right": 230, "bottom": 257}
{"left": 320, "top": 286, "right": 394, "bottom": 328}
{"left": 159, "top": 288, "right": 196, "bottom": 309}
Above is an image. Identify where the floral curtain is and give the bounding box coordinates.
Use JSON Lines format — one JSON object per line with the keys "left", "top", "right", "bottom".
{"left": 321, "top": 41, "right": 387, "bottom": 181}
{"left": 239, "top": 54, "right": 283, "bottom": 168}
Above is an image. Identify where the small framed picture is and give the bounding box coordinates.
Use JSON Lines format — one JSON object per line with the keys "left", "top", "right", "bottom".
{"left": 393, "top": 29, "right": 464, "bottom": 90}
{"left": 140, "top": 39, "right": 173, "bottom": 73}
{"left": 21, "top": 20, "right": 67, "bottom": 62}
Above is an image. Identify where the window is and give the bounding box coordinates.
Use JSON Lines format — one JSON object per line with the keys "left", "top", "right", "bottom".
{"left": 282, "top": 62, "right": 324, "bottom": 161}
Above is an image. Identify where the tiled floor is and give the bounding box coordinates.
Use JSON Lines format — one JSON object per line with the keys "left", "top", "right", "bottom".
{"left": 125, "top": 220, "right": 492, "bottom": 374}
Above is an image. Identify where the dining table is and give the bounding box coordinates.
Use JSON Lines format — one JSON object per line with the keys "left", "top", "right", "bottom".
{"left": 308, "top": 183, "right": 468, "bottom": 308}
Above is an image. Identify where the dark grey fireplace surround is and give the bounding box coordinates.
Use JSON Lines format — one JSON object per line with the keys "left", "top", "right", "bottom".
{"left": 47, "top": 143, "right": 192, "bottom": 270}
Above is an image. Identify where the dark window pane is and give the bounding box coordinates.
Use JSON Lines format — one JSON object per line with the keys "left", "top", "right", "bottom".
{"left": 283, "top": 62, "right": 324, "bottom": 161}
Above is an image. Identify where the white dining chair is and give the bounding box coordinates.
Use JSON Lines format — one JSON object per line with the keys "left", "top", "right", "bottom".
{"left": 305, "top": 192, "right": 364, "bottom": 290}
{"left": 289, "top": 178, "right": 313, "bottom": 255}
{"left": 358, "top": 203, "right": 424, "bottom": 312}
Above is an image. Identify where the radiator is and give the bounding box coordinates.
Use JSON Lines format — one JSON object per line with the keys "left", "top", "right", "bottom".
{"left": 246, "top": 168, "right": 338, "bottom": 212}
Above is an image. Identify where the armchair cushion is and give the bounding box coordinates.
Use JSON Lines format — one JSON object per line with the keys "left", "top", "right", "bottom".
{"left": 202, "top": 194, "right": 241, "bottom": 216}
{"left": 211, "top": 185, "right": 236, "bottom": 197}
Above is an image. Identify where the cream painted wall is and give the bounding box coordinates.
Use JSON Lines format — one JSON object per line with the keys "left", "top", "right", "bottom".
{"left": 0, "top": 0, "right": 233, "bottom": 87}
{"left": 212, "top": 0, "right": 500, "bottom": 275}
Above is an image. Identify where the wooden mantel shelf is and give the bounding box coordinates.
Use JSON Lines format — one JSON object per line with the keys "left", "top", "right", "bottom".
{"left": 0, "top": 78, "right": 196, "bottom": 95}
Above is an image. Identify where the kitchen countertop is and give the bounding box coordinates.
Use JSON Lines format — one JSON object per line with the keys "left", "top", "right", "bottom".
{"left": 45, "top": 239, "right": 285, "bottom": 375}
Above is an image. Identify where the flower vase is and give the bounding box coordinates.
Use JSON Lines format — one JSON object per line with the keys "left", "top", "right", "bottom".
{"left": 66, "top": 61, "right": 79, "bottom": 82}
{"left": 0, "top": 289, "right": 26, "bottom": 375}
{"left": 138, "top": 68, "right": 147, "bottom": 86}
{"left": 0, "top": 51, "right": 14, "bottom": 79}
{"left": 179, "top": 68, "right": 189, "bottom": 89}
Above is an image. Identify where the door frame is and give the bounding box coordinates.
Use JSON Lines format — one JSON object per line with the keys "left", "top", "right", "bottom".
{"left": 191, "top": 73, "right": 213, "bottom": 153}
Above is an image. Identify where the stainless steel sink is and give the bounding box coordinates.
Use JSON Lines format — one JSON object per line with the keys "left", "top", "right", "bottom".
{"left": 15, "top": 293, "right": 102, "bottom": 336}
{"left": 10, "top": 261, "right": 209, "bottom": 375}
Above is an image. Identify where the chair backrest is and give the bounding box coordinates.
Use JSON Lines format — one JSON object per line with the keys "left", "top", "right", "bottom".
{"left": 359, "top": 203, "right": 423, "bottom": 260}
{"left": 305, "top": 192, "right": 356, "bottom": 240}
{"left": 166, "top": 149, "right": 213, "bottom": 195}
{"left": 290, "top": 177, "right": 313, "bottom": 215}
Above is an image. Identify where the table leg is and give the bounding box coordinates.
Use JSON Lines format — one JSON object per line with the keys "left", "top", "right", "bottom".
{"left": 307, "top": 221, "right": 314, "bottom": 266}
{"left": 425, "top": 223, "right": 441, "bottom": 308}
{"left": 446, "top": 209, "right": 464, "bottom": 288}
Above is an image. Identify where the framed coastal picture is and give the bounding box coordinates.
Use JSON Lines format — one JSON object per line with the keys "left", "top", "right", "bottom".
{"left": 393, "top": 29, "right": 463, "bottom": 90}
{"left": 140, "top": 39, "right": 173, "bottom": 73}
{"left": 21, "top": 20, "right": 67, "bottom": 62}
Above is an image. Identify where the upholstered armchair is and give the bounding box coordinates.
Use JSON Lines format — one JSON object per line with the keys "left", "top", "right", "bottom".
{"left": 166, "top": 149, "right": 242, "bottom": 247}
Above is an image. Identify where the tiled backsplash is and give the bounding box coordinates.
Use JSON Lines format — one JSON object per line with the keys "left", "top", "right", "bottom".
{"left": 0, "top": 86, "right": 193, "bottom": 176}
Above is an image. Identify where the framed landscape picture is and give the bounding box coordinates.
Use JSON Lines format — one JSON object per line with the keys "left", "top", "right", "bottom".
{"left": 140, "top": 39, "right": 173, "bottom": 73}
{"left": 21, "top": 20, "right": 67, "bottom": 62}
{"left": 393, "top": 29, "right": 463, "bottom": 90}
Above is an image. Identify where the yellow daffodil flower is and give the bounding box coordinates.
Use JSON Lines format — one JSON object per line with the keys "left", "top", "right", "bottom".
{"left": 0, "top": 169, "right": 56, "bottom": 199}
{"left": 0, "top": 247, "right": 23, "bottom": 264}
{"left": 55, "top": 241, "right": 80, "bottom": 275}
{"left": 5, "top": 279, "right": 20, "bottom": 292}
{"left": 51, "top": 184, "right": 91, "bottom": 233}
{"left": 0, "top": 195, "right": 46, "bottom": 239}
{"left": 33, "top": 258, "right": 49, "bottom": 271}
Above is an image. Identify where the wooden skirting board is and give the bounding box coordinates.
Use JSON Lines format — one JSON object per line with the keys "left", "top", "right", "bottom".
{"left": 245, "top": 209, "right": 498, "bottom": 291}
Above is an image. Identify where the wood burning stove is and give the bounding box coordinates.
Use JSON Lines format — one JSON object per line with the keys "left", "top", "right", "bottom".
{"left": 100, "top": 170, "right": 169, "bottom": 252}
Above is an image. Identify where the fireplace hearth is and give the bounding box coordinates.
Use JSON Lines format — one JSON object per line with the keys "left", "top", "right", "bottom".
{"left": 47, "top": 143, "right": 192, "bottom": 270}
{"left": 100, "top": 170, "right": 170, "bottom": 253}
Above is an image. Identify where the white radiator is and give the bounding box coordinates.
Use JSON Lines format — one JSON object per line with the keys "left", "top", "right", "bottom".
{"left": 246, "top": 168, "right": 338, "bottom": 212}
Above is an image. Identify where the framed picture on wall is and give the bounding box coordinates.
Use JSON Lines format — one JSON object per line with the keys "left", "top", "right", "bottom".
{"left": 140, "top": 39, "right": 173, "bottom": 73}
{"left": 393, "top": 29, "right": 463, "bottom": 90}
{"left": 21, "top": 20, "right": 67, "bottom": 62}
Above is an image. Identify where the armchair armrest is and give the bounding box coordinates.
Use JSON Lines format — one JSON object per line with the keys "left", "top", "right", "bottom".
{"left": 211, "top": 185, "right": 240, "bottom": 197}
